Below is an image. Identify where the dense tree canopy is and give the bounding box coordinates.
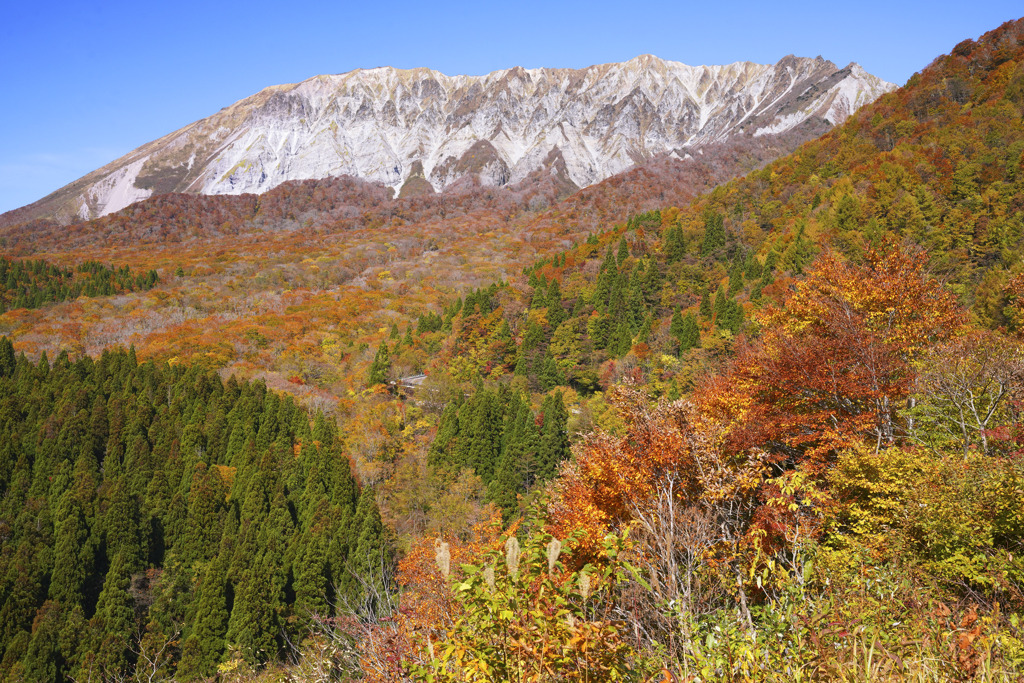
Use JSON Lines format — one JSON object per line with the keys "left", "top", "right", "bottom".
{"left": 0, "top": 257, "right": 158, "bottom": 313}
{"left": 0, "top": 345, "right": 389, "bottom": 681}
{"left": 1, "top": 15, "right": 1024, "bottom": 683}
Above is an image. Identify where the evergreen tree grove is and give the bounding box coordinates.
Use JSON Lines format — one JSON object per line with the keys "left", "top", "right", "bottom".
{"left": 0, "top": 341, "right": 390, "bottom": 680}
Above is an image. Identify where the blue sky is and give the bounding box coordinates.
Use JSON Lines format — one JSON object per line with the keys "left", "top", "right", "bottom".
{"left": 1, "top": 0, "right": 1020, "bottom": 214}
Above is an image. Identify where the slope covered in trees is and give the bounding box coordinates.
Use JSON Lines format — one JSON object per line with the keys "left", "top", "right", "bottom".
{"left": 398, "top": 14, "right": 1024, "bottom": 404}
{"left": 427, "top": 385, "right": 570, "bottom": 521}
{"left": 317, "top": 17, "right": 1024, "bottom": 681}
{"left": 0, "top": 257, "right": 158, "bottom": 313}
{"left": 0, "top": 341, "right": 389, "bottom": 681}
{"left": 0, "top": 15, "right": 1023, "bottom": 683}
{"left": 350, "top": 239, "right": 1022, "bottom": 680}
{"left": 675, "top": 18, "right": 1024, "bottom": 325}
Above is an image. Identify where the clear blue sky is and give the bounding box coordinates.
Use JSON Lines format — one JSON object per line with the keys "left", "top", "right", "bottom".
{"left": 1, "top": 0, "right": 1020, "bottom": 214}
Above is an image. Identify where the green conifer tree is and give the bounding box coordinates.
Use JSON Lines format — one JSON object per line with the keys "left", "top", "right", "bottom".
{"left": 637, "top": 314, "right": 653, "bottom": 343}
{"left": 744, "top": 254, "right": 763, "bottom": 280}
{"left": 783, "top": 222, "right": 816, "bottom": 274}
{"left": 23, "top": 601, "right": 64, "bottom": 683}
{"left": 89, "top": 554, "right": 135, "bottom": 678}
{"left": 178, "top": 555, "right": 230, "bottom": 679}
{"left": 179, "top": 463, "right": 224, "bottom": 565}
{"left": 292, "top": 532, "right": 330, "bottom": 621}
{"left": 712, "top": 285, "right": 727, "bottom": 322}
{"left": 670, "top": 308, "right": 685, "bottom": 342}
{"left": 464, "top": 391, "right": 501, "bottom": 483}
{"left": 106, "top": 479, "right": 146, "bottom": 572}
{"left": 664, "top": 225, "right": 686, "bottom": 263}
{"left": 427, "top": 401, "right": 462, "bottom": 470}
{"left": 49, "top": 494, "right": 94, "bottom": 607}
{"left": 530, "top": 280, "right": 548, "bottom": 310}
{"left": 728, "top": 257, "right": 745, "bottom": 295}
{"left": 347, "top": 487, "right": 389, "bottom": 615}
{"left": 538, "top": 393, "right": 570, "bottom": 481}
{"left": 367, "top": 343, "right": 391, "bottom": 387}
{"left": 700, "top": 209, "right": 726, "bottom": 256}
{"left": 514, "top": 320, "right": 545, "bottom": 379}
{"left": 0, "top": 336, "right": 14, "bottom": 377}
{"left": 607, "top": 321, "right": 633, "bottom": 357}
{"left": 680, "top": 313, "right": 701, "bottom": 351}
{"left": 699, "top": 290, "right": 712, "bottom": 318}
{"left": 625, "top": 284, "right": 646, "bottom": 332}
{"left": 539, "top": 352, "right": 564, "bottom": 391}
{"left": 546, "top": 279, "right": 565, "bottom": 327}
{"left": 642, "top": 259, "right": 662, "bottom": 303}
{"left": 226, "top": 556, "right": 278, "bottom": 665}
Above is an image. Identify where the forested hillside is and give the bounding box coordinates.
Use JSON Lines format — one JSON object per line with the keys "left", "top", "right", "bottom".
{"left": 334, "top": 17, "right": 1024, "bottom": 681}
{"left": 0, "top": 342, "right": 389, "bottom": 681}
{"left": 409, "top": 8, "right": 1024, "bottom": 400}
{"left": 0, "top": 258, "right": 158, "bottom": 313}
{"left": 0, "top": 14, "right": 1023, "bottom": 683}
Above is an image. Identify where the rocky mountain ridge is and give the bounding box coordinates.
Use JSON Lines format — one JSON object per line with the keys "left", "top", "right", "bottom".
{"left": 8, "top": 54, "right": 894, "bottom": 224}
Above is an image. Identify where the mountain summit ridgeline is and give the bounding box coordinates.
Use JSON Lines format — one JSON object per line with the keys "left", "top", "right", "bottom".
{"left": 13, "top": 55, "right": 893, "bottom": 224}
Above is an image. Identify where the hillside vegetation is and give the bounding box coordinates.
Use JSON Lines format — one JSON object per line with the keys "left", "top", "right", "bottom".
{"left": 0, "top": 16, "right": 1023, "bottom": 683}
{"left": 0, "top": 343, "right": 390, "bottom": 681}
{"left": 348, "top": 19, "right": 1024, "bottom": 681}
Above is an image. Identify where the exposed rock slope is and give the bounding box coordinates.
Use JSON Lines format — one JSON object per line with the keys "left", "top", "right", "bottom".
{"left": 9, "top": 55, "right": 894, "bottom": 223}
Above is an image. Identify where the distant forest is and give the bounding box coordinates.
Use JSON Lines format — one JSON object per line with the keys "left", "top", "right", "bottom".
{"left": 0, "top": 258, "right": 158, "bottom": 312}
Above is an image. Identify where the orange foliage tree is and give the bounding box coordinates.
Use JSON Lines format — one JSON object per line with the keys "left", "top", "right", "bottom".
{"left": 548, "top": 386, "right": 767, "bottom": 563}
{"left": 702, "top": 244, "right": 966, "bottom": 471}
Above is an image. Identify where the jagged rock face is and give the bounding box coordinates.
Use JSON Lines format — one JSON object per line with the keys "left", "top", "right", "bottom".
{"left": 19, "top": 55, "right": 895, "bottom": 222}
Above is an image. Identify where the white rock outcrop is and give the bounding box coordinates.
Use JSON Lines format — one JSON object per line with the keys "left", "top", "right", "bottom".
{"left": 35, "top": 55, "right": 897, "bottom": 220}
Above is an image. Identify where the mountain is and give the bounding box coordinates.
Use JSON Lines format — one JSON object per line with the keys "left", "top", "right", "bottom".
{"left": 1, "top": 16, "right": 1024, "bottom": 683}
{"left": 8, "top": 55, "right": 893, "bottom": 224}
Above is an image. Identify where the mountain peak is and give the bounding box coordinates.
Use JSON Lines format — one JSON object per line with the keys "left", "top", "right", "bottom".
{"left": 626, "top": 53, "right": 664, "bottom": 65}
{"left": 4, "top": 54, "right": 895, "bottom": 224}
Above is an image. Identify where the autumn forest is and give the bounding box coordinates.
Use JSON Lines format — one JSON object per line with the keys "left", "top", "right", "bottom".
{"left": 1, "top": 16, "right": 1024, "bottom": 683}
